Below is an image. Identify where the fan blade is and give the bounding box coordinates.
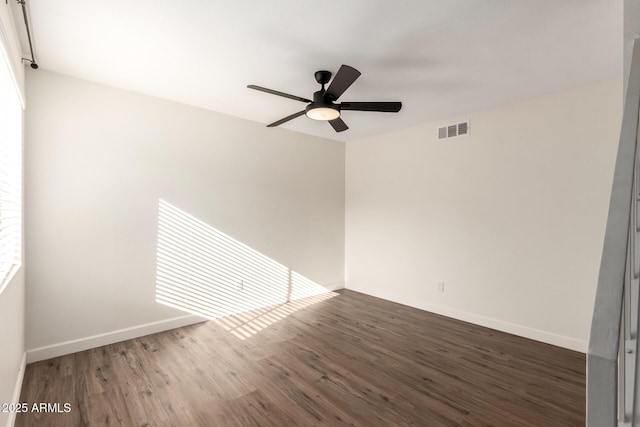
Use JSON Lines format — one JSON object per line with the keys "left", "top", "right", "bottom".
{"left": 329, "top": 117, "right": 348, "bottom": 132}
{"left": 340, "top": 102, "right": 402, "bottom": 112}
{"left": 325, "top": 65, "right": 361, "bottom": 101}
{"left": 266, "top": 110, "right": 306, "bottom": 127}
{"left": 247, "top": 85, "right": 311, "bottom": 103}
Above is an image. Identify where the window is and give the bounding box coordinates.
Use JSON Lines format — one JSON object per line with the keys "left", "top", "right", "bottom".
{"left": 0, "top": 47, "right": 22, "bottom": 293}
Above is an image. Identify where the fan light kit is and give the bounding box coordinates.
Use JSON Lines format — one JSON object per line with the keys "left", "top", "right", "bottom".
{"left": 306, "top": 107, "right": 340, "bottom": 121}
{"left": 248, "top": 65, "right": 402, "bottom": 133}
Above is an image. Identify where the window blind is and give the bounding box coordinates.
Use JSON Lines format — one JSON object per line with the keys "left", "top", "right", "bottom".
{"left": 0, "top": 48, "right": 22, "bottom": 292}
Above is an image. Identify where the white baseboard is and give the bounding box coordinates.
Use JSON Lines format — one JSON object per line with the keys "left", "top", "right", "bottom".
{"left": 25, "top": 284, "right": 343, "bottom": 365}
{"left": 346, "top": 286, "right": 587, "bottom": 353}
{"left": 26, "top": 314, "right": 207, "bottom": 363}
{"left": 6, "top": 352, "right": 26, "bottom": 427}
{"left": 323, "top": 281, "right": 345, "bottom": 291}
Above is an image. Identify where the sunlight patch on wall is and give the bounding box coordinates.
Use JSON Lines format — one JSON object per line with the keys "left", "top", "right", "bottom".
{"left": 156, "top": 199, "right": 337, "bottom": 337}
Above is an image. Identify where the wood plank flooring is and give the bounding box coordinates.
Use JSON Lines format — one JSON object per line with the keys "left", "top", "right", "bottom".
{"left": 16, "top": 290, "right": 585, "bottom": 426}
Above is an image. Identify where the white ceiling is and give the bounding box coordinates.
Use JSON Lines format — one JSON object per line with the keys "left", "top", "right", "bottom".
{"left": 17, "top": 0, "right": 621, "bottom": 142}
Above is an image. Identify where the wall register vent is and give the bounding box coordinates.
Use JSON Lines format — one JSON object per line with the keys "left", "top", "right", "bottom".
{"left": 438, "top": 121, "right": 469, "bottom": 139}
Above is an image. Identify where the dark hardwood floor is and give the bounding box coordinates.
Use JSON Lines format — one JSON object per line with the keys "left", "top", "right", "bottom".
{"left": 16, "top": 290, "right": 585, "bottom": 426}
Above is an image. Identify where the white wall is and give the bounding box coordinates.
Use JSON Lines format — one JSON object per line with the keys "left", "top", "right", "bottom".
{"left": 0, "top": 2, "right": 25, "bottom": 427}
{"left": 345, "top": 78, "right": 622, "bottom": 352}
{"left": 0, "top": 269, "right": 25, "bottom": 427}
{"left": 625, "top": 0, "right": 640, "bottom": 92}
{"left": 25, "top": 70, "right": 345, "bottom": 360}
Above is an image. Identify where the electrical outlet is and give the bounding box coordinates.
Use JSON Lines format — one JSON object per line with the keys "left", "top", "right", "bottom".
{"left": 436, "top": 282, "right": 445, "bottom": 293}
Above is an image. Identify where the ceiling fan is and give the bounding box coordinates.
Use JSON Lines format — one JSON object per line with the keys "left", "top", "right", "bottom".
{"left": 247, "top": 65, "right": 402, "bottom": 133}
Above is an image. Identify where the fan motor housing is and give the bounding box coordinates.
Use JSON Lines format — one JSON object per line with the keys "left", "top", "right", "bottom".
{"left": 312, "top": 90, "right": 331, "bottom": 104}
{"left": 306, "top": 89, "right": 340, "bottom": 120}
{"left": 305, "top": 91, "right": 340, "bottom": 120}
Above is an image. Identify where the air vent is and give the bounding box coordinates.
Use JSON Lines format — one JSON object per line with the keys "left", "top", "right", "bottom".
{"left": 438, "top": 121, "right": 469, "bottom": 139}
